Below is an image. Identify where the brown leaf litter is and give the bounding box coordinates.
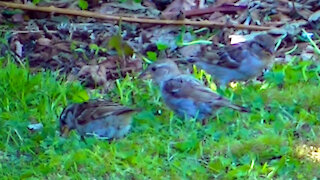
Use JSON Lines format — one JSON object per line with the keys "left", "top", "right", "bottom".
{"left": 0, "top": 0, "right": 319, "bottom": 93}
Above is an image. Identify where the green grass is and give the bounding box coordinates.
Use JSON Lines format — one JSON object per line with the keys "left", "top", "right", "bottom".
{"left": 1, "top": 52, "right": 320, "bottom": 179}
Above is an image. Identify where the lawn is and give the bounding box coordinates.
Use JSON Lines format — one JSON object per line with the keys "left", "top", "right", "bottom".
{"left": 1, "top": 45, "right": 320, "bottom": 179}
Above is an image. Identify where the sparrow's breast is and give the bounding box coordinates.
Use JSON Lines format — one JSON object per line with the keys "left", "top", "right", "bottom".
{"left": 78, "top": 116, "right": 130, "bottom": 139}
{"left": 238, "top": 55, "right": 265, "bottom": 77}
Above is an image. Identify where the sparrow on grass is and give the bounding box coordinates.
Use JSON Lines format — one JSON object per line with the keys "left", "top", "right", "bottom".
{"left": 59, "top": 99, "right": 140, "bottom": 139}
{"left": 140, "top": 59, "right": 248, "bottom": 121}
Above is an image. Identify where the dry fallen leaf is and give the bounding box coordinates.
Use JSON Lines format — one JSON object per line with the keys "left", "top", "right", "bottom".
{"left": 308, "top": 10, "right": 320, "bottom": 22}
{"left": 77, "top": 63, "right": 112, "bottom": 91}
{"left": 296, "top": 144, "right": 320, "bottom": 163}
{"left": 37, "top": 38, "right": 52, "bottom": 46}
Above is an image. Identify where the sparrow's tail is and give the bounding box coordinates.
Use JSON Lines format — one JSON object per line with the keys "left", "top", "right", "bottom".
{"left": 228, "top": 103, "right": 250, "bottom": 113}
{"left": 115, "top": 108, "right": 142, "bottom": 115}
{"left": 214, "top": 97, "right": 250, "bottom": 113}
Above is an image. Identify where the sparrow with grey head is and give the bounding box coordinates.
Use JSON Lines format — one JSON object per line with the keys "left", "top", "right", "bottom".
{"left": 140, "top": 59, "right": 248, "bottom": 122}
{"left": 188, "top": 34, "right": 276, "bottom": 87}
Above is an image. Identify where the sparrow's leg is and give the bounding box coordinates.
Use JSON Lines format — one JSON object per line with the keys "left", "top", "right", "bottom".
{"left": 202, "top": 118, "right": 208, "bottom": 126}
{"left": 80, "top": 135, "right": 87, "bottom": 143}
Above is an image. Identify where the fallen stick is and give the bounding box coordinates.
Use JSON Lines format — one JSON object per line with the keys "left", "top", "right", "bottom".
{"left": 0, "top": 1, "right": 273, "bottom": 31}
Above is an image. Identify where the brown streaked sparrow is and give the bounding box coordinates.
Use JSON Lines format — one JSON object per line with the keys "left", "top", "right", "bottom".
{"left": 188, "top": 34, "right": 276, "bottom": 87}
{"left": 140, "top": 59, "right": 248, "bottom": 121}
{"left": 59, "top": 99, "right": 140, "bottom": 139}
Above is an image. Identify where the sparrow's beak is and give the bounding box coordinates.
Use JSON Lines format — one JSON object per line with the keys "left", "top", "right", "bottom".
{"left": 138, "top": 69, "right": 151, "bottom": 80}
{"left": 267, "top": 47, "right": 275, "bottom": 54}
{"left": 60, "top": 125, "right": 70, "bottom": 137}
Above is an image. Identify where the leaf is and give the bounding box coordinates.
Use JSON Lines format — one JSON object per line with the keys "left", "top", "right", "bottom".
{"left": 108, "top": 35, "right": 134, "bottom": 57}
{"left": 156, "top": 43, "right": 168, "bottom": 51}
{"left": 123, "top": 43, "right": 134, "bottom": 56}
{"left": 147, "top": 51, "right": 157, "bottom": 61}
{"left": 32, "top": 0, "right": 41, "bottom": 5}
{"left": 108, "top": 35, "right": 122, "bottom": 54}
{"left": 71, "top": 89, "right": 89, "bottom": 103}
{"left": 89, "top": 44, "right": 99, "bottom": 51}
{"left": 308, "top": 10, "right": 320, "bottom": 22}
{"left": 78, "top": 0, "right": 88, "bottom": 10}
{"left": 89, "top": 43, "right": 100, "bottom": 55}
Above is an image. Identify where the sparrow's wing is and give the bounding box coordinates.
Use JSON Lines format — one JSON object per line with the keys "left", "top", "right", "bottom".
{"left": 76, "top": 100, "right": 136, "bottom": 125}
{"left": 163, "top": 75, "right": 223, "bottom": 102}
{"left": 163, "top": 75, "right": 247, "bottom": 111}
{"left": 202, "top": 44, "right": 250, "bottom": 69}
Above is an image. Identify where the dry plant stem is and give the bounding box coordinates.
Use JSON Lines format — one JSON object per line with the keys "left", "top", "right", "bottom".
{"left": 0, "top": 30, "right": 58, "bottom": 34}
{"left": 0, "top": 1, "right": 272, "bottom": 31}
{"left": 184, "top": 6, "right": 245, "bottom": 17}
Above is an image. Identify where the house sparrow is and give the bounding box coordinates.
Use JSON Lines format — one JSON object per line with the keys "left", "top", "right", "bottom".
{"left": 140, "top": 59, "right": 248, "bottom": 121}
{"left": 59, "top": 99, "right": 140, "bottom": 139}
{"left": 188, "top": 34, "right": 276, "bottom": 86}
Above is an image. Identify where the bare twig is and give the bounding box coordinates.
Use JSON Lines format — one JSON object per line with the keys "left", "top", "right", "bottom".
{"left": 0, "top": 30, "right": 58, "bottom": 34}
{"left": 0, "top": 1, "right": 273, "bottom": 31}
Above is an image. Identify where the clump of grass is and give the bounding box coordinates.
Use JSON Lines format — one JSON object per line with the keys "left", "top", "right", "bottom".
{"left": 0, "top": 57, "right": 89, "bottom": 178}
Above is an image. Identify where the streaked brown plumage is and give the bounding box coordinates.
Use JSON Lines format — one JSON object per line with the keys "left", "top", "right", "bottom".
{"left": 59, "top": 99, "right": 140, "bottom": 139}
{"left": 188, "top": 34, "right": 276, "bottom": 86}
{"left": 140, "top": 59, "right": 248, "bottom": 121}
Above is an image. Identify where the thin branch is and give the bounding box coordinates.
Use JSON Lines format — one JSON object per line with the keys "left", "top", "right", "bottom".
{"left": 0, "top": 1, "right": 273, "bottom": 31}
{"left": 0, "top": 30, "right": 58, "bottom": 34}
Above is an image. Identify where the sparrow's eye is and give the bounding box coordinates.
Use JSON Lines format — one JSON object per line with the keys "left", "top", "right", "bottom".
{"left": 252, "top": 42, "right": 264, "bottom": 50}
{"left": 257, "top": 42, "right": 265, "bottom": 49}
{"left": 151, "top": 67, "right": 156, "bottom": 71}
